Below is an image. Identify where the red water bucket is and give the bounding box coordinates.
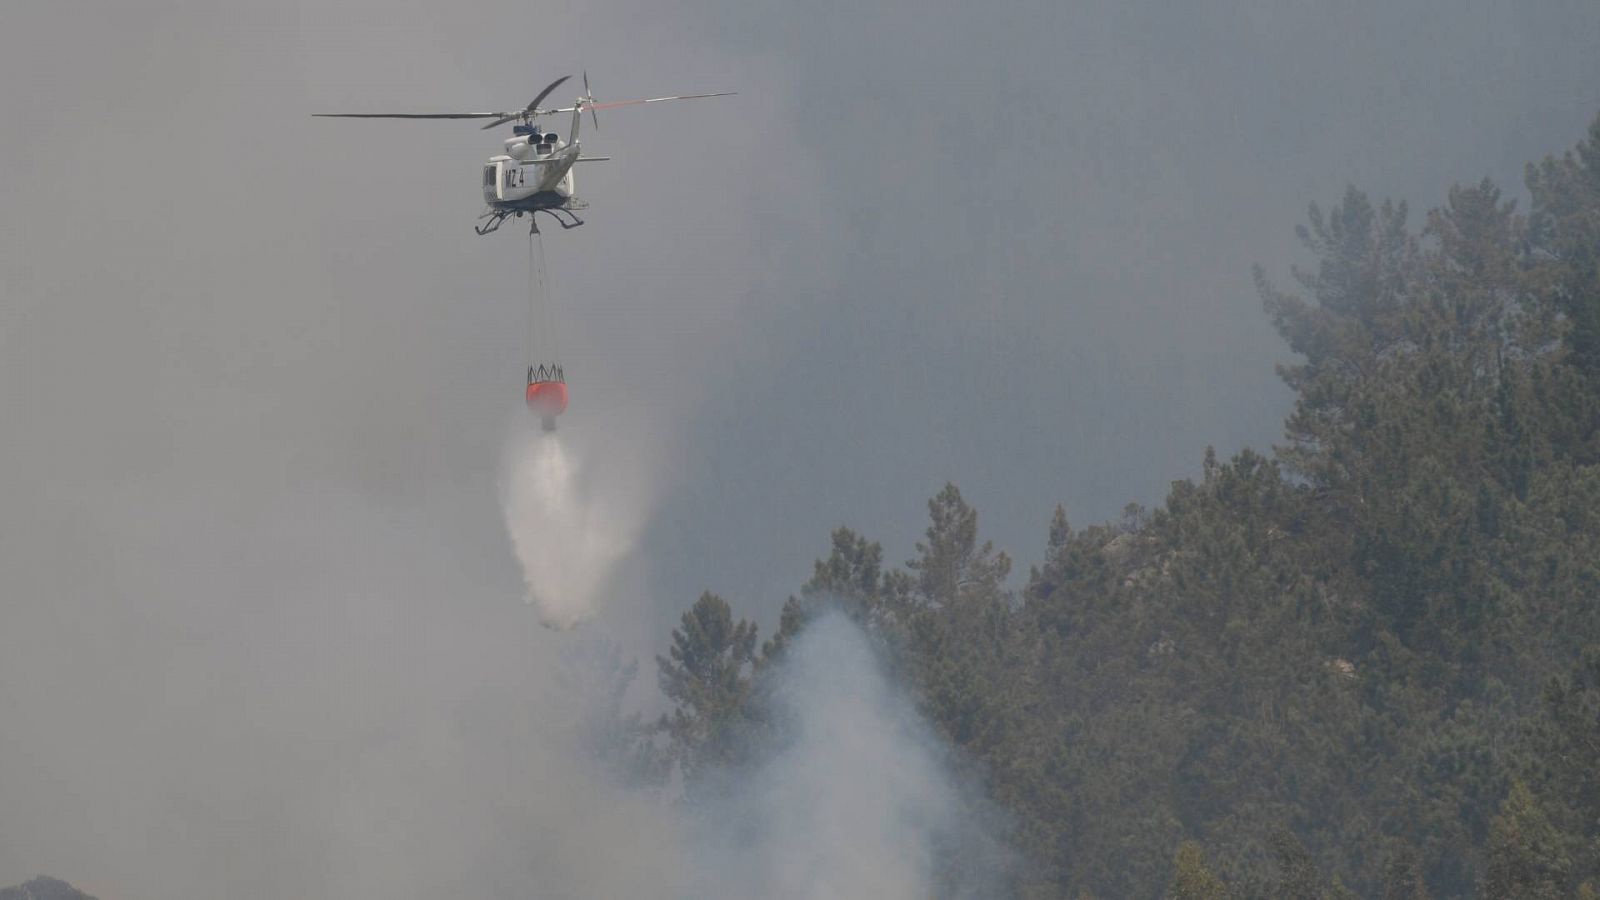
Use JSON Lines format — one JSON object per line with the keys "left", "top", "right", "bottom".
{"left": 525, "top": 380, "right": 569, "bottom": 418}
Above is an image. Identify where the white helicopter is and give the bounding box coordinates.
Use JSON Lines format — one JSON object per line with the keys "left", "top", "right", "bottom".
{"left": 315, "top": 74, "right": 733, "bottom": 234}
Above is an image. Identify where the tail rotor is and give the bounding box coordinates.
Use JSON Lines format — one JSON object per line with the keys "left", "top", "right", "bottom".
{"left": 582, "top": 71, "right": 599, "bottom": 131}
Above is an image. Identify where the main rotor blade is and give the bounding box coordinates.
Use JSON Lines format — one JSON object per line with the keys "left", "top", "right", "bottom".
{"left": 547, "top": 91, "right": 735, "bottom": 114}
{"left": 482, "top": 74, "right": 572, "bottom": 130}
{"left": 527, "top": 74, "right": 572, "bottom": 115}
{"left": 313, "top": 112, "right": 511, "bottom": 119}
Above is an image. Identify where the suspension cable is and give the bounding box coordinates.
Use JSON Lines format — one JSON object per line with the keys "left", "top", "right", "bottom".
{"left": 526, "top": 225, "right": 561, "bottom": 381}
{"left": 534, "top": 227, "right": 547, "bottom": 377}
{"left": 536, "top": 228, "right": 560, "bottom": 366}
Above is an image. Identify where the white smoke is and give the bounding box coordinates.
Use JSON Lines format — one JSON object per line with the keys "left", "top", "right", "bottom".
{"left": 686, "top": 612, "right": 1010, "bottom": 899}
{"left": 427, "top": 610, "right": 1009, "bottom": 900}
{"left": 499, "top": 425, "right": 646, "bottom": 629}
{"left": 2, "top": 426, "right": 1005, "bottom": 898}
{"left": 496, "top": 422, "right": 1008, "bottom": 894}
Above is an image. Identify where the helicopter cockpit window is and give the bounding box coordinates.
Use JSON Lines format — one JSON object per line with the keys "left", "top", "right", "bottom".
{"left": 483, "top": 166, "right": 495, "bottom": 187}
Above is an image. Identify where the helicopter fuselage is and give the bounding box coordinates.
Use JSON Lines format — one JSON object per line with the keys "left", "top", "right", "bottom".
{"left": 484, "top": 132, "right": 581, "bottom": 211}
{"left": 476, "top": 123, "right": 608, "bottom": 232}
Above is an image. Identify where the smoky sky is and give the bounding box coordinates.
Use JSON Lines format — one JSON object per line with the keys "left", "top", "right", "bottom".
{"left": 1, "top": 0, "right": 1598, "bottom": 895}
{"left": 652, "top": 0, "right": 1600, "bottom": 607}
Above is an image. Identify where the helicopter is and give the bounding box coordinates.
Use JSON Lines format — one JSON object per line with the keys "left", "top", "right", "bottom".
{"left": 314, "top": 74, "right": 733, "bottom": 234}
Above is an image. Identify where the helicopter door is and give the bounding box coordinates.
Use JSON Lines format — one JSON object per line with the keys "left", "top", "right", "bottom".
{"left": 483, "top": 163, "right": 501, "bottom": 203}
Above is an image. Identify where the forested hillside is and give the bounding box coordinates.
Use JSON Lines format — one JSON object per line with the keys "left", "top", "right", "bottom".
{"left": 0, "top": 877, "right": 98, "bottom": 900}
{"left": 649, "top": 111, "right": 1600, "bottom": 898}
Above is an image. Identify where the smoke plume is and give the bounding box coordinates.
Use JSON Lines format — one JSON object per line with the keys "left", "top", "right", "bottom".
{"left": 684, "top": 611, "right": 1011, "bottom": 899}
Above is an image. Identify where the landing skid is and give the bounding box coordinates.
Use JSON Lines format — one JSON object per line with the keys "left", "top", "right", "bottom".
{"left": 475, "top": 207, "right": 586, "bottom": 236}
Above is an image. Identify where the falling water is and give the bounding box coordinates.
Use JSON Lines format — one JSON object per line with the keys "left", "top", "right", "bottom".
{"left": 499, "top": 427, "right": 638, "bottom": 629}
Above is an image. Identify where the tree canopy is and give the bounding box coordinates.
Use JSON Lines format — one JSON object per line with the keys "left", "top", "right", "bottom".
{"left": 644, "top": 108, "right": 1600, "bottom": 898}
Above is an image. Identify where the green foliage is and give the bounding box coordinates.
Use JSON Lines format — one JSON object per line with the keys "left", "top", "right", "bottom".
{"left": 0, "top": 877, "right": 98, "bottom": 900}
{"left": 908, "top": 483, "right": 1013, "bottom": 607}
{"left": 760, "top": 526, "right": 911, "bottom": 665}
{"left": 1518, "top": 646, "right": 1600, "bottom": 887}
{"left": 655, "top": 591, "right": 759, "bottom": 786}
{"left": 905, "top": 485, "right": 1017, "bottom": 754}
{"left": 1528, "top": 113, "right": 1600, "bottom": 403}
{"left": 1380, "top": 845, "right": 1431, "bottom": 900}
{"left": 1480, "top": 781, "right": 1571, "bottom": 899}
{"left": 1169, "top": 841, "right": 1230, "bottom": 900}
{"left": 1263, "top": 830, "right": 1354, "bottom": 900}
{"left": 653, "top": 108, "right": 1600, "bottom": 899}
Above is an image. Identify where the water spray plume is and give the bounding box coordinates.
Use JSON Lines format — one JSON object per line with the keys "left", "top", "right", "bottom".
{"left": 499, "top": 427, "right": 640, "bottom": 629}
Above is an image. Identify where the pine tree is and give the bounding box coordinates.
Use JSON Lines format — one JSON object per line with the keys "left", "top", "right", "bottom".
{"left": 1168, "top": 841, "right": 1230, "bottom": 900}
{"left": 1380, "top": 845, "right": 1430, "bottom": 900}
{"left": 760, "top": 527, "right": 911, "bottom": 664}
{"left": 1267, "top": 830, "right": 1355, "bottom": 900}
{"left": 1527, "top": 111, "right": 1600, "bottom": 399}
{"left": 655, "top": 592, "right": 758, "bottom": 783}
{"left": 1256, "top": 187, "right": 1417, "bottom": 489}
{"left": 908, "top": 483, "right": 1011, "bottom": 608}
{"left": 903, "top": 486, "right": 1017, "bottom": 750}
{"left": 1520, "top": 647, "right": 1600, "bottom": 886}
{"left": 1480, "top": 780, "right": 1570, "bottom": 900}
